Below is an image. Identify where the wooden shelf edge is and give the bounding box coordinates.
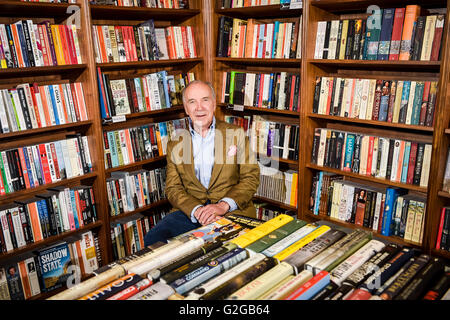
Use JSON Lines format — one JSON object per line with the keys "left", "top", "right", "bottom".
{"left": 306, "top": 213, "right": 423, "bottom": 249}
{"left": 308, "top": 113, "right": 434, "bottom": 133}
{"left": 0, "top": 120, "right": 93, "bottom": 141}
{"left": 0, "top": 220, "right": 103, "bottom": 263}
{"left": 215, "top": 4, "right": 302, "bottom": 17}
{"left": 307, "top": 59, "right": 441, "bottom": 70}
{"left": 97, "top": 58, "right": 203, "bottom": 70}
{"left": 109, "top": 199, "right": 170, "bottom": 223}
{"left": 0, "top": 172, "right": 98, "bottom": 205}
{"left": 306, "top": 163, "right": 428, "bottom": 193}
{"left": 219, "top": 103, "right": 300, "bottom": 116}
{"left": 215, "top": 57, "right": 301, "bottom": 66}
{"left": 437, "top": 190, "right": 450, "bottom": 198}
{"left": 102, "top": 106, "right": 185, "bottom": 126}
{"left": 253, "top": 195, "right": 297, "bottom": 211}
{"left": 257, "top": 154, "right": 299, "bottom": 166}
{"left": 431, "top": 248, "right": 450, "bottom": 259}
{"left": 0, "top": 64, "right": 88, "bottom": 77}
{"left": 105, "top": 156, "right": 167, "bottom": 174}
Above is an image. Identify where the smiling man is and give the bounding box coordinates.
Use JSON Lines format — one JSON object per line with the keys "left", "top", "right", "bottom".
{"left": 143, "top": 80, "right": 260, "bottom": 246}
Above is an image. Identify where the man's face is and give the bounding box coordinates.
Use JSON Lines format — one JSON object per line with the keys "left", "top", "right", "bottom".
{"left": 183, "top": 82, "right": 216, "bottom": 129}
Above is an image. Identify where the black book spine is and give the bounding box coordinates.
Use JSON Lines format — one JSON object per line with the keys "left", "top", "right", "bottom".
{"left": 6, "top": 210, "right": 18, "bottom": 249}
{"left": 362, "top": 190, "right": 373, "bottom": 227}
{"left": 21, "top": 20, "right": 35, "bottom": 67}
{"left": 6, "top": 150, "right": 19, "bottom": 192}
{"left": 335, "top": 20, "right": 343, "bottom": 59}
{"left": 13, "top": 149, "right": 25, "bottom": 190}
{"left": 411, "top": 16, "right": 426, "bottom": 61}
{"left": 75, "top": 134, "right": 89, "bottom": 174}
{"left": 17, "top": 205, "right": 33, "bottom": 244}
{"left": 350, "top": 188, "right": 360, "bottom": 224}
{"left": 351, "top": 134, "right": 361, "bottom": 173}
{"left": 352, "top": 19, "right": 362, "bottom": 60}
{"left": 440, "top": 208, "right": 450, "bottom": 251}
{"left": 334, "top": 132, "right": 345, "bottom": 169}
{"left": 133, "top": 26, "right": 142, "bottom": 61}
{"left": 4, "top": 24, "right": 18, "bottom": 68}
{"left": 312, "top": 77, "right": 322, "bottom": 113}
{"left": 385, "top": 139, "right": 395, "bottom": 179}
{"left": 358, "top": 20, "right": 367, "bottom": 60}
{"left": 344, "top": 20, "right": 355, "bottom": 59}
{"left": 328, "top": 77, "right": 337, "bottom": 115}
{"left": 16, "top": 87, "right": 33, "bottom": 130}
{"left": 292, "top": 74, "right": 301, "bottom": 112}
{"left": 312, "top": 282, "right": 339, "bottom": 300}
{"left": 413, "top": 143, "right": 425, "bottom": 185}
{"left": 322, "top": 21, "right": 332, "bottom": 59}
{"left": 336, "top": 79, "right": 345, "bottom": 116}
{"left": 323, "top": 130, "right": 332, "bottom": 167}
{"left": 398, "top": 198, "right": 410, "bottom": 238}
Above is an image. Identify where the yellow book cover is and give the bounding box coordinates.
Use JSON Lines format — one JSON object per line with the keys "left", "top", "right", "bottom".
{"left": 274, "top": 225, "right": 331, "bottom": 261}
{"left": 50, "top": 25, "right": 65, "bottom": 65}
{"left": 231, "top": 214, "right": 294, "bottom": 248}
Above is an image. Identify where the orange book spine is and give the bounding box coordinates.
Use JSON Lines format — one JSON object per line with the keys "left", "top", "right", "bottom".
{"left": 136, "top": 219, "right": 144, "bottom": 249}
{"left": 74, "top": 189, "right": 84, "bottom": 227}
{"left": 180, "top": 26, "right": 190, "bottom": 59}
{"left": 395, "top": 140, "right": 406, "bottom": 182}
{"left": 27, "top": 203, "right": 43, "bottom": 242}
{"left": 50, "top": 25, "right": 64, "bottom": 65}
{"left": 58, "top": 25, "right": 71, "bottom": 65}
{"left": 18, "top": 261, "right": 32, "bottom": 299}
{"left": 155, "top": 127, "right": 163, "bottom": 156}
{"left": 38, "top": 85, "right": 52, "bottom": 126}
{"left": 58, "top": 84, "right": 70, "bottom": 123}
{"left": 124, "top": 129, "right": 134, "bottom": 163}
{"left": 244, "top": 19, "right": 255, "bottom": 58}
{"left": 399, "top": 5, "right": 421, "bottom": 60}
{"left": 96, "top": 25, "right": 107, "bottom": 63}
{"left": 74, "top": 82, "right": 88, "bottom": 121}
{"left": 238, "top": 24, "right": 247, "bottom": 57}
{"left": 165, "top": 27, "right": 176, "bottom": 59}
{"left": 73, "top": 240, "right": 86, "bottom": 276}
{"left": 366, "top": 136, "right": 374, "bottom": 177}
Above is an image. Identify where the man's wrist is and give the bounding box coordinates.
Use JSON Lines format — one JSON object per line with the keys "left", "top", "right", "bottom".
{"left": 218, "top": 201, "right": 230, "bottom": 212}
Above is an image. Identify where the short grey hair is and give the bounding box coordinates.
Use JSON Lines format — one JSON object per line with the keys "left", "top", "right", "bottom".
{"left": 181, "top": 80, "right": 216, "bottom": 105}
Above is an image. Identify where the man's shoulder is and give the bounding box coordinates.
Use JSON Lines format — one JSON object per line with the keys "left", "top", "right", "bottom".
{"left": 215, "top": 119, "right": 244, "bottom": 132}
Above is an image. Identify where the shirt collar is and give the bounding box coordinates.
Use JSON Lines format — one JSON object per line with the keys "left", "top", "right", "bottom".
{"left": 189, "top": 116, "right": 216, "bottom": 138}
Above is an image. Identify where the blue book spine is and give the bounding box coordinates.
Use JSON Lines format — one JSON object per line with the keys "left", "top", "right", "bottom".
{"left": 15, "top": 22, "right": 30, "bottom": 67}
{"left": 97, "top": 68, "right": 108, "bottom": 119}
{"left": 107, "top": 131, "right": 119, "bottom": 168}
{"left": 161, "top": 70, "right": 171, "bottom": 108}
{"left": 378, "top": 82, "right": 391, "bottom": 121}
{"left": 272, "top": 21, "right": 280, "bottom": 58}
{"left": 313, "top": 171, "right": 323, "bottom": 215}
{"left": 257, "top": 24, "right": 265, "bottom": 58}
{"left": 69, "top": 189, "right": 79, "bottom": 229}
{"left": 22, "top": 147, "right": 34, "bottom": 188}
{"left": 381, "top": 188, "right": 399, "bottom": 236}
{"left": 48, "top": 85, "right": 60, "bottom": 125}
{"left": 401, "top": 143, "right": 411, "bottom": 183}
{"left": 295, "top": 272, "right": 330, "bottom": 300}
{"left": 37, "top": 199, "right": 49, "bottom": 239}
{"left": 378, "top": 8, "right": 395, "bottom": 60}
{"left": 366, "top": 9, "right": 383, "bottom": 60}
{"left": 267, "top": 73, "right": 274, "bottom": 108}
{"left": 399, "top": 81, "right": 411, "bottom": 122}
{"left": 343, "top": 133, "right": 355, "bottom": 171}
{"left": 411, "top": 82, "right": 424, "bottom": 125}
{"left": 54, "top": 141, "right": 66, "bottom": 180}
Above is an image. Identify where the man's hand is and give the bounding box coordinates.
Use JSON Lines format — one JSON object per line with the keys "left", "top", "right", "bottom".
{"left": 194, "top": 202, "right": 230, "bottom": 225}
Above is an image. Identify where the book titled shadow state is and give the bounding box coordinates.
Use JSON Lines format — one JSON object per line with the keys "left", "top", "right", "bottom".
{"left": 36, "top": 241, "right": 72, "bottom": 293}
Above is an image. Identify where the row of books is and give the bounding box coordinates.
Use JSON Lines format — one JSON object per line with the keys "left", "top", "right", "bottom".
{"left": 98, "top": 69, "right": 195, "bottom": 119}
{"left": 111, "top": 208, "right": 169, "bottom": 260}
{"left": 0, "top": 231, "right": 100, "bottom": 300}
{"left": 21, "top": 1, "right": 77, "bottom": 3}
{"left": 0, "top": 135, "right": 93, "bottom": 195}
{"left": 256, "top": 164, "right": 298, "bottom": 207}
{"left": 90, "top": 0, "right": 189, "bottom": 8}
{"left": 103, "top": 118, "right": 188, "bottom": 169}
{"left": 107, "top": 168, "right": 166, "bottom": 216}
{"left": 0, "top": 185, "right": 97, "bottom": 253}
{"left": 310, "top": 173, "right": 426, "bottom": 242}
{"left": 50, "top": 214, "right": 449, "bottom": 300}
{"left": 92, "top": 22, "right": 197, "bottom": 64}
{"left": 314, "top": 6, "right": 445, "bottom": 61}
{"left": 311, "top": 128, "right": 432, "bottom": 188}
{"left": 312, "top": 77, "right": 437, "bottom": 127}
{"left": 0, "top": 82, "right": 88, "bottom": 134}
{"left": 250, "top": 115, "right": 299, "bottom": 161}
{"left": 217, "top": 16, "right": 302, "bottom": 59}
{"left": 221, "top": 71, "right": 301, "bottom": 111}
{"left": 219, "top": 0, "right": 301, "bottom": 9}
{"left": 436, "top": 207, "right": 450, "bottom": 252}
{"left": 254, "top": 203, "right": 296, "bottom": 222}
{"left": 0, "top": 22, "right": 82, "bottom": 69}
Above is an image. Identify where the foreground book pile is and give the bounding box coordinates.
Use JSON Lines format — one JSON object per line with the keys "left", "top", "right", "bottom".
{"left": 47, "top": 214, "right": 450, "bottom": 300}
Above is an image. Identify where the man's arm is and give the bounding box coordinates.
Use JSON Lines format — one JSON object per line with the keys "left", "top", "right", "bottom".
{"left": 165, "top": 139, "right": 203, "bottom": 217}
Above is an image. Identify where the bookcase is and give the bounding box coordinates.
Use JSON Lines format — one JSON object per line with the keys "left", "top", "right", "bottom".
{"left": 210, "top": 1, "right": 303, "bottom": 213}
{"left": 299, "top": 0, "right": 450, "bottom": 260}
{"left": 0, "top": 0, "right": 207, "bottom": 299}
{"left": 1, "top": 0, "right": 450, "bottom": 300}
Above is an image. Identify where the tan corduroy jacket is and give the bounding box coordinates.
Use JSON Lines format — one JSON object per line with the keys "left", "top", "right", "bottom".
{"left": 165, "top": 119, "right": 260, "bottom": 218}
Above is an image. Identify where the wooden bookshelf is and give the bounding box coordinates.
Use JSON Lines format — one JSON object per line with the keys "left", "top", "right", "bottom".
{"left": 0, "top": 0, "right": 207, "bottom": 300}
{"left": 109, "top": 199, "right": 170, "bottom": 223}
{"left": 300, "top": 0, "right": 450, "bottom": 258}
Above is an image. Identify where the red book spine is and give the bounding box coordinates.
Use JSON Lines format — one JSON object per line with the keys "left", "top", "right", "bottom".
{"left": 284, "top": 271, "right": 330, "bottom": 300}
{"left": 49, "top": 142, "right": 60, "bottom": 181}
{"left": 38, "top": 143, "right": 51, "bottom": 184}
{"left": 70, "top": 83, "right": 81, "bottom": 122}
{"left": 325, "top": 78, "right": 334, "bottom": 115}
{"left": 166, "top": 27, "right": 176, "bottom": 59}
{"left": 96, "top": 26, "right": 107, "bottom": 63}
{"left": 128, "top": 26, "right": 138, "bottom": 62}
{"left": 386, "top": 82, "right": 397, "bottom": 123}
{"left": 65, "top": 25, "right": 78, "bottom": 65}
{"left": 188, "top": 26, "right": 197, "bottom": 58}
{"left": 107, "top": 279, "right": 153, "bottom": 300}
{"left": 74, "top": 190, "right": 84, "bottom": 227}
{"left": 406, "top": 142, "right": 418, "bottom": 184}
{"left": 435, "top": 207, "right": 446, "bottom": 249}
{"left": 430, "top": 15, "right": 444, "bottom": 61}
{"left": 120, "top": 26, "right": 130, "bottom": 62}
{"left": 258, "top": 74, "right": 265, "bottom": 108}
{"left": 345, "top": 288, "right": 373, "bottom": 300}
{"left": 388, "top": 8, "right": 405, "bottom": 61}
{"left": 180, "top": 26, "right": 190, "bottom": 59}
{"left": 17, "top": 148, "right": 30, "bottom": 189}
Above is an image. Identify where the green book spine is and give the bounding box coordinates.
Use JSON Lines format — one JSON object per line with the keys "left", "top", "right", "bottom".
{"left": 246, "top": 219, "right": 308, "bottom": 253}
{"left": 114, "top": 130, "right": 124, "bottom": 166}
{"left": 411, "top": 81, "right": 424, "bottom": 125}
{"left": 229, "top": 71, "right": 237, "bottom": 104}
